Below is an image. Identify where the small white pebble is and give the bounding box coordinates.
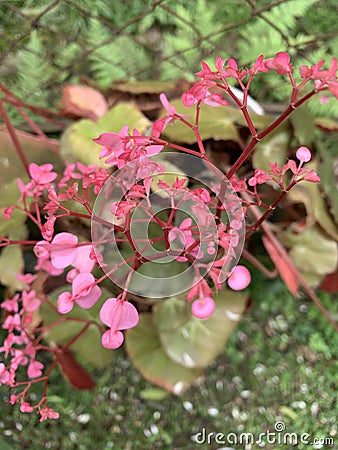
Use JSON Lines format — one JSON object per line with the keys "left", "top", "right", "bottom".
{"left": 216, "top": 380, "right": 224, "bottom": 391}
{"left": 15, "top": 422, "right": 23, "bottom": 431}
{"left": 240, "top": 390, "right": 251, "bottom": 399}
{"left": 232, "top": 407, "right": 240, "bottom": 419}
{"left": 207, "top": 407, "right": 219, "bottom": 417}
{"left": 183, "top": 401, "right": 193, "bottom": 412}
{"left": 272, "top": 376, "right": 280, "bottom": 383}
{"left": 258, "top": 406, "right": 266, "bottom": 414}
{"left": 77, "top": 413, "right": 90, "bottom": 424}
{"left": 69, "top": 432, "right": 77, "bottom": 442}
{"left": 239, "top": 412, "right": 249, "bottom": 421}
{"left": 311, "top": 402, "right": 319, "bottom": 416}
{"left": 153, "top": 411, "right": 161, "bottom": 420}
{"left": 143, "top": 428, "right": 151, "bottom": 438}
{"left": 150, "top": 424, "right": 159, "bottom": 435}
{"left": 253, "top": 364, "right": 266, "bottom": 376}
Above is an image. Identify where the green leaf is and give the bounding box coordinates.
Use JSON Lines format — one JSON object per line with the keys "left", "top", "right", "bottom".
{"left": 280, "top": 225, "right": 338, "bottom": 285}
{"left": 125, "top": 313, "right": 200, "bottom": 395}
{"left": 288, "top": 165, "right": 338, "bottom": 241}
{"left": 162, "top": 100, "right": 241, "bottom": 143}
{"left": 290, "top": 103, "right": 315, "bottom": 146}
{"left": 60, "top": 102, "right": 151, "bottom": 166}
{"left": 40, "top": 288, "right": 115, "bottom": 368}
{"left": 317, "top": 145, "right": 338, "bottom": 222}
{"left": 0, "top": 126, "right": 62, "bottom": 184}
{"left": 252, "top": 124, "right": 291, "bottom": 172}
{"left": 0, "top": 245, "right": 25, "bottom": 290}
{"left": 140, "top": 388, "right": 169, "bottom": 401}
{"left": 0, "top": 179, "right": 30, "bottom": 239}
{"left": 111, "top": 80, "right": 177, "bottom": 94}
{"left": 154, "top": 290, "right": 248, "bottom": 369}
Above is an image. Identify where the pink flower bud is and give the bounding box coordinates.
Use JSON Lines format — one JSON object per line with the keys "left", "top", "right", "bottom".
{"left": 303, "top": 170, "right": 320, "bottom": 183}
{"left": 227, "top": 265, "right": 251, "bottom": 290}
{"left": 296, "top": 146, "right": 312, "bottom": 163}
{"left": 191, "top": 296, "right": 215, "bottom": 319}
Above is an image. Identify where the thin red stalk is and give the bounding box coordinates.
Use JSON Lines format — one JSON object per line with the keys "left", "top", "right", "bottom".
{"left": 0, "top": 99, "right": 30, "bottom": 176}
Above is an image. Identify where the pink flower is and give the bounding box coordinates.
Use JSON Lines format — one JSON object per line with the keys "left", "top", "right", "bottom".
{"left": 303, "top": 170, "right": 320, "bottom": 183}
{"left": 195, "top": 61, "right": 218, "bottom": 79}
{"left": 41, "top": 216, "right": 56, "bottom": 241}
{"left": 20, "top": 402, "right": 34, "bottom": 413}
{"left": 0, "top": 363, "right": 10, "bottom": 384}
{"left": 264, "top": 52, "right": 292, "bottom": 74}
{"left": 1, "top": 294, "right": 19, "bottom": 312}
{"left": 29, "top": 163, "right": 57, "bottom": 185}
{"left": 169, "top": 218, "right": 193, "bottom": 245}
{"left": 296, "top": 146, "right": 312, "bottom": 163}
{"left": 39, "top": 407, "right": 59, "bottom": 422}
{"left": 227, "top": 265, "right": 251, "bottom": 290}
{"left": 27, "top": 360, "right": 44, "bottom": 378}
{"left": 50, "top": 232, "right": 78, "bottom": 269}
{"left": 186, "top": 278, "right": 212, "bottom": 302}
{"left": 4, "top": 206, "right": 14, "bottom": 220}
{"left": 159, "top": 93, "right": 176, "bottom": 116}
{"left": 93, "top": 128, "right": 127, "bottom": 164}
{"left": 250, "top": 55, "right": 269, "bottom": 75}
{"left": 66, "top": 244, "right": 95, "bottom": 282}
{"left": 182, "top": 81, "right": 228, "bottom": 108}
{"left": 22, "top": 290, "right": 41, "bottom": 312}
{"left": 57, "top": 292, "right": 73, "bottom": 314}
{"left": 299, "top": 60, "right": 325, "bottom": 79}
{"left": 57, "top": 273, "right": 101, "bottom": 314}
{"left": 248, "top": 169, "right": 272, "bottom": 186}
{"left": 191, "top": 296, "right": 215, "bottom": 319}
{"left": 222, "top": 58, "right": 247, "bottom": 80}
{"left": 72, "top": 272, "right": 101, "bottom": 309}
{"left": 100, "top": 297, "right": 139, "bottom": 349}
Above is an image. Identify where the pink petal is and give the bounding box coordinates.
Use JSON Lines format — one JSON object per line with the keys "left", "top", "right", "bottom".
{"left": 99, "top": 298, "right": 139, "bottom": 331}
{"left": 72, "top": 272, "right": 95, "bottom": 297}
{"left": 57, "top": 292, "right": 73, "bottom": 314}
{"left": 101, "top": 329, "right": 124, "bottom": 349}
{"left": 51, "top": 233, "right": 78, "bottom": 269}
{"left": 75, "top": 285, "right": 101, "bottom": 309}
{"left": 28, "top": 163, "right": 41, "bottom": 180}
{"left": 71, "top": 245, "right": 95, "bottom": 273}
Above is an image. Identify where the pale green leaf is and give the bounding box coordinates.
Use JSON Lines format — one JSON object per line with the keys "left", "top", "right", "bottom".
{"left": 0, "top": 245, "right": 25, "bottom": 290}
{"left": 125, "top": 313, "right": 200, "bottom": 395}
{"left": 60, "top": 102, "right": 151, "bottom": 166}
{"left": 154, "top": 290, "right": 248, "bottom": 369}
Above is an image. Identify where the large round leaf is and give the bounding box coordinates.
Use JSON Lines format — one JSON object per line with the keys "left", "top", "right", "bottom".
{"left": 0, "top": 126, "right": 62, "bottom": 183}
{"left": 125, "top": 313, "right": 200, "bottom": 395}
{"left": 280, "top": 225, "right": 338, "bottom": 286}
{"left": 60, "top": 102, "right": 151, "bottom": 166}
{"left": 154, "top": 290, "right": 248, "bottom": 369}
